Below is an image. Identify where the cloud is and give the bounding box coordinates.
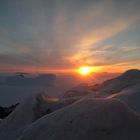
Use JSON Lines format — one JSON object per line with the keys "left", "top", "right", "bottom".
{"left": 0, "top": 0, "right": 140, "bottom": 72}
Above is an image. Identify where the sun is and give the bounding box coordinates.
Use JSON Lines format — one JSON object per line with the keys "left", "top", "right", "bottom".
{"left": 78, "top": 66, "right": 92, "bottom": 76}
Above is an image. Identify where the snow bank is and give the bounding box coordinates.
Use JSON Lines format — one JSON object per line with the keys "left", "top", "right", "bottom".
{"left": 19, "top": 98, "right": 140, "bottom": 140}
{"left": 0, "top": 92, "right": 76, "bottom": 140}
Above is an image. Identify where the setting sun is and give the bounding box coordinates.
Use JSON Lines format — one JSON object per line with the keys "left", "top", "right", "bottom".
{"left": 78, "top": 66, "right": 92, "bottom": 76}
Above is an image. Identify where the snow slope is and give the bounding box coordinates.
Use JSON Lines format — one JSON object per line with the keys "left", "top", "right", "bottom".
{"left": 18, "top": 98, "right": 140, "bottom": 140}
{"left": 1, "top": 69, "right": 140, "bottom": 140}
{"left": 95, "top": 69, "right": 140, "bottom": 95}
{"left": 108, "top": 83, "right": 140, "bottom": 114}
{"left": 62, "top": 83, "right": 94, "bottom": 99}
{"left": 64, "top": 69, "right": 140, "bottom": 99}
{"left": 0, "top": 92, "right": 76, "bottom": 140}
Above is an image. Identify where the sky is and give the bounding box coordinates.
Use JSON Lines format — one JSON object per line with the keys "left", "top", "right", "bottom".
{"left": 0, "top": 0, "right": 140, "bottom": 73}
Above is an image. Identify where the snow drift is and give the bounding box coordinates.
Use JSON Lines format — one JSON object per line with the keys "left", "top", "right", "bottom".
{"left": 1, "top": 69, "right": 140, "bottom": 140}
{"left": 0, "top": 92, "right": 76, "bottom": 140}
{"left": 19, "top": 98, "right": 140, "bottom": 140}
{"left": 108, "top": 83, "right": 140, "bottom": 114}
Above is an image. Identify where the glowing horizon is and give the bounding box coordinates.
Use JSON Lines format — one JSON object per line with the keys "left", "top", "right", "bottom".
{"left": 0, "top": 0, "right": 140, "bottom": 73}
{"left": 0, "top": 64, "right": 135, "bottom": 75}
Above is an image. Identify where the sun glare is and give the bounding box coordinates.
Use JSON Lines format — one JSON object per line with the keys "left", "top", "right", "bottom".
{"left": 78, "top": 66, "right": 92, "bottom": 76}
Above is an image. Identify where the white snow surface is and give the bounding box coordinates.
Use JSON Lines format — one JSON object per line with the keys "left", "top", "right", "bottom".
{"left": 0, "top": 92, "right": 76, "bottom": 140}
{"left": 97, "top": 69, "right": 140, "bottom": 95}
{"left": 108, "top": 83, "right": 140, "bottom": 114}
{"left": 62, "top": 83, "right": 94, "bottom": 99}
{"left": 0, "top": 69, "right": 140, "bottom": 140}
{"left": 18, "top": 98, "right": 140, "bottom": 140}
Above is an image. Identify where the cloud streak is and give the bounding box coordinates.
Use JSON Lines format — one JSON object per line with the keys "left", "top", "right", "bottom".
{"left": 0, "top": 0, "right": 140, "bottom": 72}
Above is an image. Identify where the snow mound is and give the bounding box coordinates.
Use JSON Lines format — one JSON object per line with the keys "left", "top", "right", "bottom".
{"left": 62, "top": 83, "right": 94, "bottom": 99}
{"left": 19, "top": 98, "right": 140, "bottom": 140}
{"left": 0, "top": 92, "right": 76, "bottom": 140}
{"left": 108, "top": 83, "right": 140, "bottom": 114}
{"left": 96, "top": 69, "right": 140, "bottom": 95}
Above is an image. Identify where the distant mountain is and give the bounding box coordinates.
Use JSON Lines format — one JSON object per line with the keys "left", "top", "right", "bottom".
{"left": 93, "top": 69, "right": 140, "bottom": 95}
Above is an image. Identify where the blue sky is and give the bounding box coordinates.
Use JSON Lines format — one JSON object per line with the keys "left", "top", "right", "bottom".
{"left": 0, "top": 0, "right": 140, "bottom": 73}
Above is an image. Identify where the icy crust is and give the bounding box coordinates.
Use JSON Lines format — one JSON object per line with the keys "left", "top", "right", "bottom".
{"left": 19, "top": 98, "right": 140, "bottom": 140}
